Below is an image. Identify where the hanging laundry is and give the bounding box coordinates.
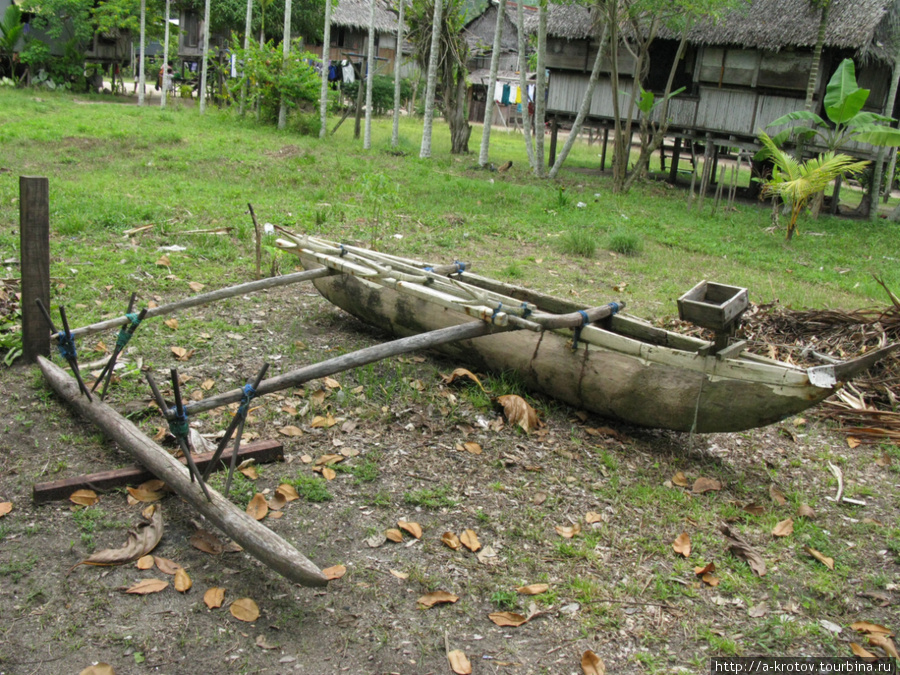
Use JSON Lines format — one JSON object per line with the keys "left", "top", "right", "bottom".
{"left": 513, "top": 85, "right": 521, "bottom": 104}
{"left": 501, "top": 83, "right": 511, "bottom": 105}
{"left": 328, "top": 63, "right": 338, "bottom": 82}
{"left": 494, "top": 81, "right": 504, "bottom": 103}
{"left": 342, "top": 60, "right": 355, "bottom": 83}
{"left": 527, "top": 83, "right": 536, "bottom": 103}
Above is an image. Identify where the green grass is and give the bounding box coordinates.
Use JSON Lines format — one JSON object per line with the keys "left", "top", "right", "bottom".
{"left": 285, "top": 473, "right": 333, "bottom": 503}
{"left": 403, "top": 485, "right": 457, "bottom": 509}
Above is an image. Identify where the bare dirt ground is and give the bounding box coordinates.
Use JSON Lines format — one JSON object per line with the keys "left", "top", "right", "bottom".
{"left": 0, "top": 284, "right": 898, "bottom": 675}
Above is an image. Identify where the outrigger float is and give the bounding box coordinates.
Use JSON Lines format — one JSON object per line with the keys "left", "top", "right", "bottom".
{"left": 37, "top": 233, "right": 896, "bottom": 586}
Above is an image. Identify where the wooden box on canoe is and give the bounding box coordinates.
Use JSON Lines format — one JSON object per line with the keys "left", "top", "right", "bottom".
{"left": 677, "top": 281, "right": 749, "bottom": 331}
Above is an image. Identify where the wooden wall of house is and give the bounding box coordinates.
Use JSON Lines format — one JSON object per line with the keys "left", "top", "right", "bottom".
{"left": 545, "top": 38, "right": 636, "bottom": 76}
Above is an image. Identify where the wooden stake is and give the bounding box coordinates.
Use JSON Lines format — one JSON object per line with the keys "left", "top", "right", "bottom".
{"left": 248, "top": 202, "right": 261, "bottom": 280}
{"left": 20, "top": 176, "right": 51, "bottom": 363}
{"left": 38, "top": 356, "right": 328, "bottom": 587}
{"left": 712, "top": 166, "right": 726, "bottom": 216}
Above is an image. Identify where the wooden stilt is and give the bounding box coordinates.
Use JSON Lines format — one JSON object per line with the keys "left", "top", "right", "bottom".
{"left": 20, "top": 177, "right": 51, "bottom": 363}
{"left": 549, "top": 117, "right": 559, "bottom": 167}
{"left": 668, "top": 137, "right": 682, "bottom": 184}
{"left": 600, "top": 126, "right": 609, "bottom": 170}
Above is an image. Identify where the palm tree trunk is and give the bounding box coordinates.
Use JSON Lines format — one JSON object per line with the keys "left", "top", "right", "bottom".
{"left": 199, "top": 0, "right": 211, "bottom": 113}
{"left": 516, "top": 0, "right": 535, "bottom": 170}
{"left": 160, "top": 0, "right": 171, "bottom": 109}
{"left": 549, "top": 20, "right": 609, "bottom": 179}
{"left": 391, "top": 0, "right": 405, "bottom": 148}
{"left": 363, "top": 0, "right": 376, "bottom": 148}
{"left": 138, "top": 0, "right": 146, "bottom": 106}
{"left": 318, "top": 0, "right": 332, "bottom": 136}
{"left": 419, "top": 0, "right": 443, "bottom": 159}
{"left": 533, "top": 0, "right": 547, "bottom": 176}
{"left": 870, "top": 48, "right": 900, "bottom": 220}
{"left": 277, "top": 0, "right": 292, "bottom": 128}
{"left": 804, "top": 0, "right": 829, "bottom": 111}
{"left": 478, "top": 0, "right": 507, "bottom": 168}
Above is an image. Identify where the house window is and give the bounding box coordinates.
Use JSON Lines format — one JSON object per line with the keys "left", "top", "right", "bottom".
{"left": 184, "top": 13, "right": 200, "bottom": 49}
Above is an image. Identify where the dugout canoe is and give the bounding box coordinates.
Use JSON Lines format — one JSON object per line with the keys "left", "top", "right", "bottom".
{"left": 277, "top": 235, "right": 896, "bottom": 433}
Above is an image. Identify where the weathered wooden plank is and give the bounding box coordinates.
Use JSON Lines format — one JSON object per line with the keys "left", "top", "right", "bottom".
{"left": 32, "top": 439, "right": 284, "bottom": 504}
{"left": 19, "top": 176, "right": 51, "bottom": 363}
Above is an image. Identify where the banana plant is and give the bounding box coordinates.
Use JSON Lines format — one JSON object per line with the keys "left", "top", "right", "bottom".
{"left": 0, "top": 3, "right": 24, "bottom": 81}
{"left": 757, "top": 132, "right": 869, "bottom": 241}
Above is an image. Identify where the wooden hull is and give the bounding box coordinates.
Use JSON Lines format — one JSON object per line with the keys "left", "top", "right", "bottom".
{"left": 309, "top": 270, "right": 839, "bottom": 433}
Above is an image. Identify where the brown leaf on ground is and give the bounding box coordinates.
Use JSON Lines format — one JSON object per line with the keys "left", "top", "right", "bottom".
{"left": 385, "top": 529, "right": 403, "bottom": 543}
{"left": 315, "top": 454, "right": 344, "bottom": 466}
{"left": 174, "top": 568, "right": 192, "bottom": 592}
{"left": 488, "top": 611, "right": 528, "bottom": 627}
{"left": 772, "top": 518, "right": 794, "bottom": 537}
{"left": 581, "top": 650, "right": 606, "bottom": 675}
{"left": 441, "top": 368, "right": 486, "bottom": 391}
{"left": 389, "top": 569, "right": 408, "bottom": 580}
{"left": 702, "top": 573, "right": 720, "bottom": 586}
{"left": 155, "top": 255, "right": 170, "bottom": 267}
{"left": 769, "top": 485, "right": 787, "bottom": 505}
{"left": 398, "top": 520, "right": 423, "bottom": 539}
{"left": 126, "top": 485, "right": 164, "bottom": 502}
{"left": 321, "top": 467, "right": 336, "bottom": 481}
{"left": 0, "top": 501, "right": 12, "bottom": 517}
{"left": 200, "top": 378, "right": 215, "bottom": 390}
{"left": 73, "top": 506, "right": 163, "bottom": 569}
{"left": 721, "top": 524, "right": 767, "bottom": 576}
{"left": 268, "top": 491, "right": 287, "bottom": 511}
{"left": 230, "top": 598, "right": 260, "bottom": 622}
{"left": 310, "top": 414, "right": 337, "bottom": 429}
{"left": 322, "top": 565, "right": 347, "bottom": 580}
{"left": 153, "top": 556, "right": 182, "bottom": 575}
{"left": 125, "top": 578, "right": 168, "bottom": 595}
{"left": 555, "top": 523, "right": 581, "bottom": 539}
{"left": 246, "top": 493, "right": 268, "bottom": 521}
{"left": 585, "top": 511, "right": 603, "bottom": 524}
{"left": 672, "top": 532, "right": 691, "bottom": 557}
{"left": 850, "top": 643, "right": 877, "bottom": 659}
{"left": 190, "top": 529, "right": 224, "bottom": 555}
{"left": 851, "top": 621, "right": 894, "bottom": 635}
{"left": 164, "top": 318, "right": 178, "bottom": 330}
{"left": 497, "top": 394, "right": 542, "bottom": 432}
{"left": 442, "top": 532, "right": 461, "bottom": 550}
{"left": 671, "top": 471, "right": 689, "bottom": 487}
{"left": 70, "top": 489, "right": 99, "bottom": 506}
{"left": 692, "top": 477, "right": 722, "bottom": 494}
{"left": 694, "top": 563, "right": 715, "bottom": 576}
{"left": 188, "top": 281, "right": 205, "bottom": 292}
{"left": 136, "top": 555, "right": 154, "bottom": 570}
{"left": 797, "top": 504, "right": 816, "bottom": 519}
{"left": 417, "top": 591, "right": 458, "bottom": 608}
{"left": 448, "top": 649, "right": 472, "bottom": 675}
{"left": 460, "top": 529, "right": 481, "bottom": 552}
{"left": 79, "top": 663, "right": 116, "bottom": 675}
{"left": 868, "top": 634, "right": 900, "bottom": 659}
{"left": 517, "top": 583, "right": 549, "bottom": 595}
{"left": 276, "top": 484, "right": 300, "bottom": 502}
{"left": 278, "top": 425, "right": 304, "bottom": 437}
{"left": 462, "top": 442, "right": 482, "bottom": 454}
{"left": 743, "top": 503, "right": 765, "bottom": 516}
{"left": 322, "top": 377, "right": 341, "bottom": 389}
{"left": 805, "top": 546, "right": 834, "bottom": 570}
{"left": 170, "top": 346, "right": 194, "bottom": 361}
{"left": 533, "top": 492, "right": 547, "bottom": 505}
{"left": 238, "top": 465, "right": 258, "bottom": 480}
{"left": 847, "top": 437, "right": 862, "bottom": 448}
{"left": 203, "top": 587, "right": 225, "bottom": 609}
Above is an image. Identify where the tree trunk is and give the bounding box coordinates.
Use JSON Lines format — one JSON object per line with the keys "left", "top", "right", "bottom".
{"left": 478, "top": 0, "right": 507, "bottom": 167}
{"left": 391, "top": 0, "right": 405, "bottom": 147}
{"left": 363, "top": 0, "right": 376, "bottom": 148}
{"left": 548, "top": 21, "right": 609, "bottom": 179}
{"left": 318, "top": 0, "right": 332, "bottom": 136}
{"left": 160, "top": 0, "right": 171, "bottom": 109}
{"left": 38, "top": 357, "right": 328, "bottom": 588}
{"left": 138, "top": 0, "right": 146, "bottom": 106}
{"left": 447, "top": 66, "right": 471, "bottom": 153}
{"left": 277, "top": 0, "right": 292, "bottom": 128}
{"left": 533, "top": 0, "right": 547, "bottom": 176}
{"left": 870, "top": 48, "right": 900, "bottom": 219}
{"left": 199, "top": 0, "right": 211, "bottom": 113}
{"left": 419, "top": 0, "right": 443, "bottom": 158}
{"left": 516, "top": 0, "right": 535, "bottom": 170}
{"left": 804, "top": 0, "right": 829, "bottom": 111}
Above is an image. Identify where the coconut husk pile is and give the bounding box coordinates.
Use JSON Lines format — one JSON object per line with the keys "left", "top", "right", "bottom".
{"left": 737, "top": 276, "right": 900, "bottom": 444}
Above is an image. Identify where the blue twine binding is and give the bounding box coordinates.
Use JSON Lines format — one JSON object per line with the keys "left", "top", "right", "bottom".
{"left": 454, "top": 261, "right": 466, "bottom": 275}
{"left": 339, "top": 244, "right": 347, "bottom": 257}
{"left": 168, "top": 409, "right": 189, "bottom": 438}
{"left": 571, "top": 310, "right": 591, "bottom": 351}
{"left": 491, "top": 302, "right": 503, "bottom": 324}
{"left": 237, "top": 383, "right": 256, "bottom": 417}
{"left": 56, "top": 330, "right": 77, "bottom": 361}
{"left": 520, "top": 302, "right": 532, "bottom": 319}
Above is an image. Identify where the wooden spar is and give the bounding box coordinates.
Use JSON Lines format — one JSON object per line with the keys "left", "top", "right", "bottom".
{"left": 60, "top": 268, "right": 336, "bottom": 341}
{"left": 185, "top": 320, "right": 510, "bottom": 415}
{"left": 38, "top": 356, "right": 328, "bottom": 588}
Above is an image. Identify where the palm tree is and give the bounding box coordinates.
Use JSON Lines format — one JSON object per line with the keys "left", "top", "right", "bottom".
{"left": 758, "top": 132, "right": 869, "bottom": 241}
{"left": 0, "top": 4, "right": 24, "bottom": 81}
{"left": 804, "top": 0, "right": 831, "bottom": 111}
{"left": 419, "top": 0, "right": 443, "bottom": 158}
{"left": 478, "top": 0, "right": 508, "bottom": 168}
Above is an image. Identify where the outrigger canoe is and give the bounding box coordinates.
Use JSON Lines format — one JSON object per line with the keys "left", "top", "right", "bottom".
{"left": 276, "top": 234, "right": 896, "bottom": 433}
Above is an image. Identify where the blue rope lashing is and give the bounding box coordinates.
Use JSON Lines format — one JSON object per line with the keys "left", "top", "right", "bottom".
{"left": 571, "top": 310, "right": 591, "bottom": 351}
{"left": 491, "top": 302, "right": 503, "bottom": 324}
{"left": 424, "top": 266, "right": 434, "bottom": 272}
{"left": 56, "top": 330, "right": 77, "bottom": 361}
{"left": 454, "top": 261, "right": 466, "bottom": 275}
{"left": 608, "top": 301, "right": 621, "bottom": 316}
{"left": 339, "top": 244, "right": 347, "bottom": 257}
{"left": 237, "top": 383, "right": 256, "bottom": 417}
{"left": 168, "top": 409, "right": 190, "bottom": 438}
{"left": 520, "top": 302, "right": 532, "bottom": 319}
{"left": 115, "top": 312, "right": 142, "bottom": 350}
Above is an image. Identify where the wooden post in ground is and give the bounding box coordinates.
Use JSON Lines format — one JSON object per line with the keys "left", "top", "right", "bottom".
{"left": 548, "top": 117, "right": 559, "bottom": 167}
{"left": 19, "top": 176, "right": 51, "bottom": 363}
{"left": 668, "top": 137, "right": 682, "bottom": 184}
{"left": 600, "top": 126, "right": 609, "bottom": 170}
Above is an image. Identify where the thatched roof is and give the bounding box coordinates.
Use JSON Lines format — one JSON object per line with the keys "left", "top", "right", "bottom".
{"left": 464, "top": 4, "right": 520, "bottom": 53}
{"left": 331, "top": 0, "right": 398, "bottom": 33}
{"left": 528, "top": 0, "right": 897, "bottom": 60}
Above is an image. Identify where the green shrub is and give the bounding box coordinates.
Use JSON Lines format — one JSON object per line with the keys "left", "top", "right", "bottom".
{"left": 340, "top": 76, "right": 413, "bottom": 116}
{"left": 607, "top": 229, "right": 642, "bottom": 255}
{"left": 558, "top": 229, "right": 597, "bottom": 258}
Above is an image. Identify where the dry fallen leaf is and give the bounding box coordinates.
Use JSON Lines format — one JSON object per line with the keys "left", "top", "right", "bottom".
{"left": 847, "top": 437, "right": 862, "bottom": 449}
{"left": 721, "top": 524, "right": 767, "bottom": 577}
{"left": 398, "top": 520, "right": 423, "bottom": 539}
{"left": 136, "top": 555, "right": 154, "bottom": 570}
{"left": 442, "top": 532, "right": 461, "bottom": 550}
{"left": 70, "top": 489, "right": 99, "bottom": 507}
{"left": 246, "top": 493, "right": 268, "bottom": 521}
{"left": 190, "top": 529, "right": 224, "bottom": 555}
{"left": 153, "top": 556, "right": 182, "bottom": 575}
{"left": 488, "top": 611, "right": 528, "bottom": 627}
{"left": 200, "top": 378, "right": 215, "bottom": 391}
{"left": 164, "top": 318, "right": 178, "bottom": 330}
{"left": 417, "top": 591, "right": 458, "bottom": 608}
{"left": 850, "top": 621, "right": 894, "bottom": 636}
{"left": 692, "top": 477, "right": 722, "bottom": 494}
{"left": 448, "top": 649, "right": 472, "bottom": 675}
{"left": 797, "top": 504, "right": 816, "bottom": 519}
{"left": 188, "top": 281, "right": 205, "bottom": 292}
{"left": 701, "top": 573, "right": 720, "bottom": 586}
{"left": 497, "top": 394, "right": 542, "bottom": 432}
{"left": 322, "top": 377, "right": 341, "bottom": 389}
{"left": 868, "top": 634, "right": 900, "bottom": 659}
{"left": 0, "top": 502, "right": 11, "bottom": 517}
{"left": 672, "top": 532, "right": 691, "bottom": 557}
{"left": 73, "top": 506, "right": 163, "bottom": 568}
{"left": 276, "top": 484, "right": 300, "bottom": 502}
{"left": 174, "top": 568, "right": 192, "bottom": 593}
{"left": 268, "top": 491, "right": 287, "bottom": 511}
{"left": 805, "top": 546, "right": 834, "bottom": 571}
{"left": 127, "top": 485, "right": 164, "bottom": 503}
{"left": 170, "top": 346, "right": 194, "bottom": 361}
{"left": 323, "top": 565, "right": 347, "bottom": 581}
{"left": 772, "top": 518, "right": 794, "bottom": 538}
{"left": 460, "top": 529, "right": 481, "bottom": 552}
{"left": 389, "top": 569, "right": 409, "bottom": 580}
{"left": 462, "top": 442, "right": 482, "bottom": 455}
{"left": 581, "top": 650, "right": 606, "bottom": 675}
{"left": 79, "top": 664, "right": 115, "bottom": 675}
{"left": 278, "top": 425, "right": 304, "bottom": 437}
{"left": 441, "top": 368, "right": 486, "bottom": 391}
{"left": 385, "top": 529, "right": 403, "bottom": 543}
{"left": 238, "top": 465, "right": 259, "bottom": 480}
{"left": 155, "top": 255, "right": 170, "bottom": 267}
{"left": 125, "top": 578, "right": 169, "bottom": 595}
{"left": 850, "top": 642, "right": 877, "bottom": 659}
{"left": 230, "top": 597, "right": 260, "bottom": 622}
{"left": 517, "top": 583, "right": 549, "bottom": 595}
{"left": 203, "top": 587, "right": 225, "bottom": 609}
{"left": 321, "top": 466, "right": 336, "bottom": 481}
{"left": 769, "top": 484, "right": 787, "bottom": 505}
{"left": 585, "top": 511, "right": 603, "bottom": 524}
{"left": 555, "top": 523, "right": 581, "bottom": 539}
{"left": 743, "top": 503, "right": 765, "bottom": 517}
{"left": 310, "top": 414, "right": 338, "bottom": 429}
